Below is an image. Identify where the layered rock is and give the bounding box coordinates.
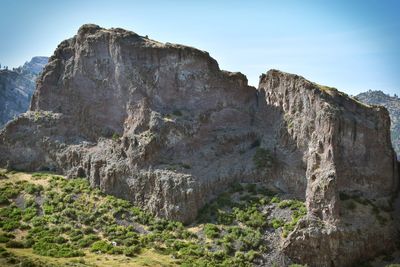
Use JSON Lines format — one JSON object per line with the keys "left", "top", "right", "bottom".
{"left": 259, "top": 70, "right": 398, "bottom": 266}
{"left": 0, "top": 25, "right": 398, "bottom": 266}
{"left": 0, "top": 56, "right": 48, "bottom": 127}
{"left": 1, "top": 24, "right": 264, "bottom": 223}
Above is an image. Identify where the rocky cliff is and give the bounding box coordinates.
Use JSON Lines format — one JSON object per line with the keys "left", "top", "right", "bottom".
{"left": 0, "top": 25, "right": 398, "bottom": 266}
{"left": 259, "top": 71, "right": 399, "bottom": 266}
{"left": 0, "top": 56, "right": 48, "bottom": 127}
{"left": 356, "top": 90, "right": 400, "bottom": 159}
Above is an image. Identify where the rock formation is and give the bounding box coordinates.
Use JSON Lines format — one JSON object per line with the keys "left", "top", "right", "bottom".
{"left": 356, "top": 90, "right": 400, "bottom": 159}
{"left": 0, "top": 25, "right": 398, "bottom": 266}
{"left": 259, "top": 71, "right": 399, "bottom": 266}
{"left": 0, "top": 56, "right": 48, "bottom": 127}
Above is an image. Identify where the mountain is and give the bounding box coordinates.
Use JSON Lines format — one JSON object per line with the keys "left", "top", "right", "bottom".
{"left": 0, "top": 25, "right": 398, "bottom": 267}
{"left": 356, "top": 90, "right": 400, "bottom": 158}
{"left": 0, "top": 57, "right": 48, "bottom": 127}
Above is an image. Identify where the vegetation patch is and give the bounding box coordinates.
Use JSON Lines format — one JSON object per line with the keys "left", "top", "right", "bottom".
{"left": 0, "top": 170, "right": 309, "bottom": 266}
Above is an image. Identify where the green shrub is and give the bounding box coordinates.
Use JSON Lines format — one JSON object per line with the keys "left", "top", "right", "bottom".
{"left": 271, "top": 218, "right": 285, "bottom": 229}
{"left": 90, "top": 240, "right": 113, "bottom": 253}
{"left": 271, "top": 196, "right": 280, "bottom": 203}
{"left": 112, "top": 133, "right": 120, "bottom": 141}
{"left": 22, "top": 207, "right": 37, "bottom": 221}
{"left": 203, "top": 224, "right": 220, "bottom": 238}
{"left": 217, "top": 210, "right": 234, "bottom": 225}
{"left": 77, "top": 234, "right": 100, "bottom": 248}
{"left": 0, "top": 196, "right": 10, "bottom": 205}
{"left": 1, "top": 219, "right": 20, "bottom": 231}
{"left": 278, "top": 200, "right": 305, "bottom": 211}
{"left": 0, "top": 233, "right": 12, "bottom": 243}
{"left": 233, "top": 206, "right": 266, "bottom": 228}
{"left": 109, "top": 246, "right": 124, "bottom": 255}
{"left": 33, "top": 241, "right": 84, "bottom": 257}
{"left": 25, "top": 184, "right": 43, "bottom": 194}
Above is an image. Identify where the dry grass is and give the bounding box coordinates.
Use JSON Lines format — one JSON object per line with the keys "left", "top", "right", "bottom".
{"left": 1, "top": 245, "right": 177, "bottom": 267}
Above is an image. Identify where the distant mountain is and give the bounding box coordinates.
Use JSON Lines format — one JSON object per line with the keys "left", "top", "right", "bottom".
{"left": 0, "top": 56, "right": 48, "bottom": 127}
{"left": 356, "top": 90, "right": 400, "bottom": 158}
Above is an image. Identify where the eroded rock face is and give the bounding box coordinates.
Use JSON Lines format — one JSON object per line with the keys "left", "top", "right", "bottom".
{"left": 0, "top": 25, "right": 398, "bottom": 266}
{"left": 0, "top": 57, "right": 48, "bottom": 127}
{"left": 259, "top": 70, "right": 398, "bottom": 266}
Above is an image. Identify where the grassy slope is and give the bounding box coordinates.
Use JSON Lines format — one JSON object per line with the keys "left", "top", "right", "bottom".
{"left": 0, "top": 169, "right": 306, "bottom": 267}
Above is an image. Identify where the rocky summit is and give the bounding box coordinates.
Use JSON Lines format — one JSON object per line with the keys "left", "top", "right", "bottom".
{"left": 0, "top": 56, "right": 48, "bottom": 127}
{"left": 356, "top": 90, "right": 400, "bottom": 159}
{"left": 0, "top": 24, "right": 398, "bottom": 266}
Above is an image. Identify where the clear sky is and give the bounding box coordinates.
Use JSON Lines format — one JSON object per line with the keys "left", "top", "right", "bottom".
{"left": 0, "top": 0, "right": 399, "bottom": 95}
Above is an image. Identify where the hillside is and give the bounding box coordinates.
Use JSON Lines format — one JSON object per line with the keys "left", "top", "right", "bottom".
{"left": 0, "top": 25, "right": 398, "bottom": 266}
{"left": 0, "top": 57, "right": 48, "bottom": 127}
{"left": 1, "top": 171, "right": 398, "bottom": 267}
{"left": 356, "top": 90, "right": 400, "bottom": 158}
{"left": 0, "top": 169, "right": 311, "bottom": 266}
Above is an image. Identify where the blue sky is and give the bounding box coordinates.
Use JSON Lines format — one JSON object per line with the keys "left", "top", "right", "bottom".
{"left": 0, "top": 0, "right": 399, "bottom": 95}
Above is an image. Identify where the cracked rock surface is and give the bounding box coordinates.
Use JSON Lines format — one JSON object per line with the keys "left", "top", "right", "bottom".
{"left": 0, "top": 24, "right": 398, "bottom": 266}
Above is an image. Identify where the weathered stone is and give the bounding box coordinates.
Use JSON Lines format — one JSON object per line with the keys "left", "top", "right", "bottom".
{"left": 0, "top": 25, "right": 398, "bottom": 266}
{"left": 0, "top": 57, "right": 48, "bottom": 127}
{"left": 259, "top": 70, "right": 398, "bottom": 266}
{"left": 356, "top": 90, "right": 400, "bottom": 159}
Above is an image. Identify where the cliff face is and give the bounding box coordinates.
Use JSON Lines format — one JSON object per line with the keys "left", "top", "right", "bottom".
{"left": 0, "top": 25, "right": 398, "bottom": 266}
{"left": 356, "top": 90, "right": 400, "bottom": 159}
{"left": 259, "top": 71, "right": 398, "bottom": 266}
{"left": 0, "top": 57, "right": 48, "bottom": 127}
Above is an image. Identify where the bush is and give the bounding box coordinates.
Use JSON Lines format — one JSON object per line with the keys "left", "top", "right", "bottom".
{"left": 0, "top": 235, "right": 10, "bottom": 243}
{"left": 22, "top": 207, "right": 37, "bottom": 221}
{"left": 25, "top": 184, "right": 43, "bottom": 194}
{"left": 271, "top": 196, "right": 280, "bottom": 203}
{"left": 0, "top": 196, "right": 10, "bottom": 205}
{"left": 33, "top": 241, "right": 84, "bottom": 257}
{"left": 278, "top": 200, "right": 305, "bottom": 211}
{"left": 233, "top": 206, "right": 266, "bottom": 228}
{"left": 77, "top": 234, "right": 100, "bottom": 248}
{"left": 271, "top": 218, "right": 285, "bottom": 229}
{"left": 124, "top": 245, "right": 141, "bottom": 257}
{"left": 112, "top": 133, "right": 120, "bottom": 141}
{"left": 203, "top": 224, "right": 220, "bottom": 239}
{"left": 217, "top": 210, "right": 234, "bottom": 225}
{"left": 90, "top": 240, "right": 113, "bottom": 253}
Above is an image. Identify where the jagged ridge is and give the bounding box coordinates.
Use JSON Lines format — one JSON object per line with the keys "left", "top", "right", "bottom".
{"left": 0, "top": 25, "right": 398, "bottom": 267}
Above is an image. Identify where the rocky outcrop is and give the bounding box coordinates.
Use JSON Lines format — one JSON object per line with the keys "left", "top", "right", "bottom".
{"left": 2, "top": 24, "right": 263, "bottom": 223}
{"left": 259, "top": 70, "right": 398, "bottom": 266}
{"left": 0, "top": 25, "right": 398, "bottom": 266}
{"left": 0, "top": 56, "right": 48, "bottom": 127}
{"left": 356, "top": 90, "right": 400, "bottom": 159}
